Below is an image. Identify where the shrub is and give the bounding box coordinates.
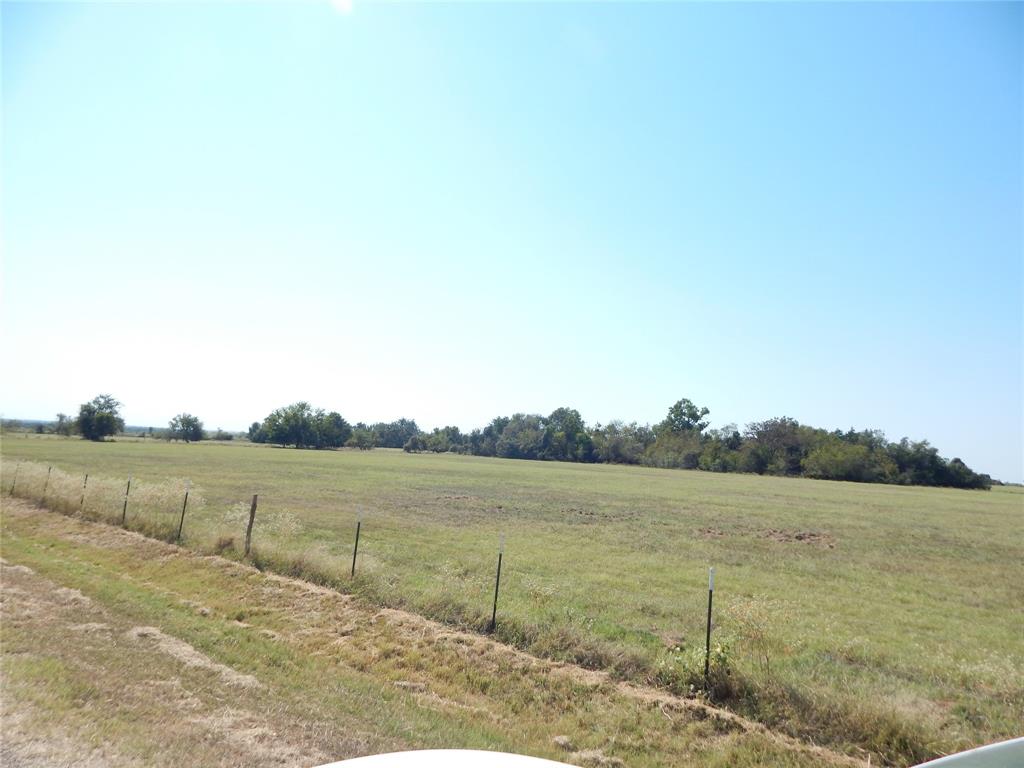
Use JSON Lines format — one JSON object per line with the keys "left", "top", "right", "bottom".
{"left": 654, "top": 639, "right": 736, "bottom": 699}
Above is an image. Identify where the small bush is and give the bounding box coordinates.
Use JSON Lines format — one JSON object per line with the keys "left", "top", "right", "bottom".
{"left": 654, "top": 639, "right": 737, "bottom": 699}
{"left": 214, "top": 536, "right": 235, "bottom": 554}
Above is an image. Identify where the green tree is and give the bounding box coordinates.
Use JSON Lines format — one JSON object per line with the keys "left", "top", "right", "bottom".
{"left": 371, "top": 419, "right": 420, "bottom": 448}
{"left": 265, "top": 402, "right": 316, "bottom": 447}
{"left": 660, "top": 398, "right": 710, "bottom": 434}
{"left": 945, "top": 458, "right": 992, "bottom": 490}
{"left": 591, "top": 421, "right": 652, "bottom": 464}
{"left": 346, "top": 428, "right": 376, "bottom": 450}
{"left": 645, "top": 398, "right": 710, "bottom": 469}
{"left": 645, "top": 430, "right": 703, "bottom": 469}
{"left": 248, "top": 421, "right": 267, "bottom": 443}
{"left": 472, "top": 417, "right": 511, "bottom": 457}
{"left": 698, "top": 427, "right": 743, "bottom": 472}
{"left": 542, "top": 407, "right": 594, "bottom": 462}
{"left": 316, "top": 411, "right": 352, "bottom": 448}
{"left": 54, "top": 413, "right": 73, "bottom": 436}
{"left": 254, "top": 403, "right": 351, "bottom": 448}
{"left": 803, "top": 441, "right": 874, "bottom": 482}
{"left": 742, "top": 417, "right": 804, "bottom": 475}
{"left": 403, "top": 434, "right": 427, "bottom": 452}
{"left": 424, "top": 426, "right": 467, "bottom": 453}
{"left": 886, "top": 439, "right": 991, "bottom": 489}
{"left": 168, "top": 413, "right": 204, "bottom": 442}
{"left": 76, "top": 394, "right": 124, "bottom": 441}
{"left": 495, "top": 414, "right": 544, "bottom": 459}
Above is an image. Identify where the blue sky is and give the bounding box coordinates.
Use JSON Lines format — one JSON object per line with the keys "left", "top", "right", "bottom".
{"left": 2, "top": 1, "right": 1021, "bottom": 481}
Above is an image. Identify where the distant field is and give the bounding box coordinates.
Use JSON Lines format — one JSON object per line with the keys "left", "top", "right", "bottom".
{"left": 2, "top": 435, "right": 1021, "bottom": 766}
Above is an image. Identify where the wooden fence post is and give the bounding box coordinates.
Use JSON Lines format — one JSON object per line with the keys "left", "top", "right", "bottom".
{"left": 121, "top": 476, "right": 132, "bottom": 526}
{"left": 244, "top": 494, "right": 258, "bottom": 557}
{"left": 350, "top": 510, "right": 362, "bottom": 577}
{"left": 8, "top": 462, "right": 20, "bottom": 495}
{"left": 176, "top": 480, "right": 191, "bottom": 542}
{"left": 40, "top": 466, "right": 52, "bottom": 506}
{"left": 79, "top": 474, "right": 89, "bottom": 513}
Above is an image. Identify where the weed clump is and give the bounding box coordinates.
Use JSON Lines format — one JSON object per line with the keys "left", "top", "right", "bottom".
{"left": 213, "top": 536, "right": 235, "bottom": 554}
{"left": 654, "top": 640, "right": 738, "bottom": 699}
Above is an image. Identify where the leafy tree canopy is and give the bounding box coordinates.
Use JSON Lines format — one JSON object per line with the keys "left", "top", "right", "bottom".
{"left": 254, "top": 402, "right": 352, "bottom": 449}
{"left": 660, "top": 398, "right": 710, "bottom": 434}
{"left": 169, "top": 413, "right": 204, "bottom": 442}
{"left": 76, "top": 394, "right": 124, "bottom": 441}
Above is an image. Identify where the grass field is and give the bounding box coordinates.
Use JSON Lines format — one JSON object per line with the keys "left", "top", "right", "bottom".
{"left": 1, "top": 435, "right": 1021, "bottom": 766}
{"left": 1, "top": 498, "right": 861, "bottom": 768}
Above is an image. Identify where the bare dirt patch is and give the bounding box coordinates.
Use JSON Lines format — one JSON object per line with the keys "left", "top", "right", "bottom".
{"left": 763, "top": 528, "right": 836, "bottom": 548}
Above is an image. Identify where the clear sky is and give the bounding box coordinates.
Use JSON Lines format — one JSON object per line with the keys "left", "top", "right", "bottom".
{"left": 2, "top": 1, "right": 1021, "bottom": 481}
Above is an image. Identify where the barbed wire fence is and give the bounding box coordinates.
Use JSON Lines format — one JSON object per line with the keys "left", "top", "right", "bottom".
{"left": 0, "top": 457, "right": 723, "bottom": 693}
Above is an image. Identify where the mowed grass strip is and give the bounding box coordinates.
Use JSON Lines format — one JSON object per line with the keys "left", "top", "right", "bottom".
{"left": 1, "top": 438, "right": 1021, "bottom": 765}
{"left": 0, "top": 500, "right": 857, "bottom": 768}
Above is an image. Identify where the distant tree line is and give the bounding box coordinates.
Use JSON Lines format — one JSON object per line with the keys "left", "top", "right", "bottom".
{"left": 244, "top": 398, "right": 993, "bottom": 490}
{"left": 33, "top": 396, "right": 236, "bottom": 443}
{"left": 25, "top": 394, "right": 993, "bottom": 490}
{"left": 247, "top": 405, "right": 425, "bottom": 451}
{"left": 247, "top": 402, "right": 353, "bottom": 449}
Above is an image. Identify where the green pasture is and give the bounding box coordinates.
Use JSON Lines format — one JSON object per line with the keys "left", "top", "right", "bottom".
{"left": 1, "top": 435, "right": 1021, "bottom": 765}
